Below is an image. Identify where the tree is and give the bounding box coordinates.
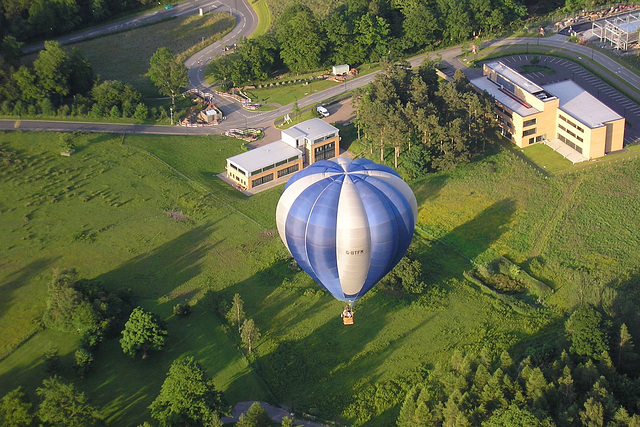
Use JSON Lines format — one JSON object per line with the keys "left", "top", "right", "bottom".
{"left": 150, "top": 356, "right": 225, "bottom": 426}
{"left": 235, "top": 402, "right": 271, "bottom": 427}
{"left": 226, "top": 293, "right": 245, "bottom": 334}
{"left": 565, "top": 305, "right": 609, "bottom": 360}
{"left": 240, "top": 319, "right": 260, "bottom": 354}
{"left": 276, "top": 6, "right": 325, "bottom": 72}
{"left": 133, "top": 102, "right": 149, "bottom": 120}
{"left": 75, "top": 347, "right": 94, "bottom": 378}
{"left": 148, "top": 47, "right": 188, "bottom": 106}
{"left": 617, "top": 323, "right": 638, "bottom": 374}
{"left": 0, "top": 387, "right": 34, "bottom": 427}
{"left": 120, "top": 307, "right": 167, "bottom": 359}
{"left": 36, "top": 376, "right": 102, "bottom": 427}
{"left": 482, "top": 404, "right": 547, "bottom": 426}
{"left": 33, "top": 41, "right": 72, "bottom": 100}
{"left": 43, "top": 268, "right": 82, "bottom": 331}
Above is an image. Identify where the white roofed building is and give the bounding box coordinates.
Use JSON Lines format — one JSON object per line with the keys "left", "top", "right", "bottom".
{"left": 470, "top": 61, "right": 625, "bottom": 160}
{"left": 226, "top": 118, "right": 339, "bottom": 190}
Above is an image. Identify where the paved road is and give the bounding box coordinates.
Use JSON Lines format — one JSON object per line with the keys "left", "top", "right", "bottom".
{"left": 7, "top": 29, "right": 640, "bottom": 143}
{"left": 22, "top": 0, "right": 232, "bottom": 54}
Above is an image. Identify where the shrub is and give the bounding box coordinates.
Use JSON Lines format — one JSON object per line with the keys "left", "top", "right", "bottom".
{"left": 173, "top": 303, "right": 191, "bottom": 316}
{"left": 133, "top": 103, "right": 148, "bottom": 120}
{"left": 75, "top": 348, "right": 94, "bottom": 378}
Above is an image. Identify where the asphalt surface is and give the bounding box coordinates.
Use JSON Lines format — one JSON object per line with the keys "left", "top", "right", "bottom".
{"left": 22, "top": 0, "right": 231, "bottom": 54}
{"left": 7, "top": 9, "right": 640, "bottom": 146}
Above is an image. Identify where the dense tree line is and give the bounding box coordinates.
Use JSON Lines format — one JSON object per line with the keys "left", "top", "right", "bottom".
{"left": 354, "top": 60, "right": 496, "bottom": 175}
{"left": 0, "top": 0, "right": 157, "bottom": 41}
{"left": 0, "top": 41, "right": 188, "bottom": 121}
{"left": 209, "top": 0, "right": 528, "bottom": 86}
{"left": 395, "top": 303, "right": 640, "bottom": 426}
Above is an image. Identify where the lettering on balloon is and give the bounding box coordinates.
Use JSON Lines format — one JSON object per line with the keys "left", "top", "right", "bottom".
{"left": 345, "top": 249, "right": 365, "bottom": 255}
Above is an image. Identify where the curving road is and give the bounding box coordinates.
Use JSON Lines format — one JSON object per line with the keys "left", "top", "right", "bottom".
{"left": 6, "top": 18, "right": 640, "bottom": 140}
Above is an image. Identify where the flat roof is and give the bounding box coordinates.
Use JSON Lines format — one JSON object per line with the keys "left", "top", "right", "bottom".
{"left": 486, "top": 61, "right": 544, "bottom": 94}
{"left": 543, "top": 80, "right": 623, "bottom": 128}
{"left": 282, "top": 118, "right": 338, "bottom": 140}
{"left": 227, "top": 140, "right": 301, "bottom": 173}
{"left": 470, "top": 76, "right": 540, "bottom": 117}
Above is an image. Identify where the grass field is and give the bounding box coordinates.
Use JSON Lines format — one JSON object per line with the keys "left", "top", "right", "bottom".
{"left": 520, "top": 143, "right": 572, "bottom": 173}
{"left": 2, "top": 129, "right": 640, "bottom": 424}
{"left": 245, "top": 79, "right": 339, "bottom": 106}
{"left": 23, "top": 13, "right": 236, "bottom": 97}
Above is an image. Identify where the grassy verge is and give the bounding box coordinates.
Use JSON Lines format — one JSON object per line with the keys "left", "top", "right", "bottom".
{"left": 249, "top": 0, "right": 271, "bottom": 37}
{"left": 22, "top": 13, "right": 235, "bottom": 97}
{"left": 245, "top": 79, "right": 339, "bottom": 106}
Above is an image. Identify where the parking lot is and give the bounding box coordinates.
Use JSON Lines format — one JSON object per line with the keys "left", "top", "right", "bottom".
{"left": 497, "top": 55, "right": 640, "bottom": 146}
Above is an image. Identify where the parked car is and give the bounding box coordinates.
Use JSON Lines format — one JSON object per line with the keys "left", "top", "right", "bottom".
{"left": 316, "top": 106, "right": 329, "bottom": 117}
{"left": 165, "top": 4, "right": 174, "bottom": 9}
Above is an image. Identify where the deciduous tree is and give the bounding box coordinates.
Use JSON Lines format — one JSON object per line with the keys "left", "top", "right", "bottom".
{"left": 120, "top": 307, "right": 167, "bottom": 359}
{"left": 36, "top": 376, "right": 102, "bottom": 427}
{"left": 240, "top": 319, "right": 260, "bottom": 354}
{"left": 148, "top": 47, "right": 188, "bottom": 106}
{"left": 0, "top": 387, "right": 33, "bottom": 427}
{"left": 150, "top": 356, "right": 225, "bottom": 426}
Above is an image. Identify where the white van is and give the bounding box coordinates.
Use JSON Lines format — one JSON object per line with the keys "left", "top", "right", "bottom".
{"left": 316, "top": 106, "right": 329, "bottom": 117}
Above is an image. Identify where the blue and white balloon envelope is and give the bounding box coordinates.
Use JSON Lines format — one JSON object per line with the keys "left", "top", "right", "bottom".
{"left": 276, "top": 157, "right": 418, "bottom": 306}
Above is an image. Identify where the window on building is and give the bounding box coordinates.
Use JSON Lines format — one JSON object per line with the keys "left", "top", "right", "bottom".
{"left": 251, "top": 173, "right": 274, "bottom": 188}
{"left": 529, "top": 137, "right": 534, "bottom": 144}
{"left": 523, "top": 118, "right": 537, "bottom": 127}
{"left": 523, "top": 128, "right": 536, "bottom": 137}
{"left": 314, "top": 142, "right": 335, "bottom": 162}
{"left": 277, "top": 164, "right": 300, "bottom": 178}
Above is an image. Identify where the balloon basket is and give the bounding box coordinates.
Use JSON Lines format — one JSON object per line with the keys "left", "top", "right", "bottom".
{"left": 343, "top": 316, "right": 354, "bottom": 325}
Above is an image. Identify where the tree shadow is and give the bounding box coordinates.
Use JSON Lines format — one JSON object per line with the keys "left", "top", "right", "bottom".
{"left": 96, "top": 223, "right": 220, "bottom": 297}
{"left": 0, "top": 257, "right": 58, "bottom": 324}
{"left": 412, "top": 172, "right": 449, "bottom": 206}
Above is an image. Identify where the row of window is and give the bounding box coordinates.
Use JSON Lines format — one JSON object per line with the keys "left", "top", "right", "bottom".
{"left": 495, "top": 104, "right": 512, "bottom": 118}
{"left": 229, "top": 162, "right": 246, "bottom": 176}
{"left": 558, "top": 124, "right": 584, "bottom": 142}
{"left": 497, "top": 115, "right": 513, "bottom": 130}
{"left": 252, "top": 173, "right": 274, "bottom": 188}
{"left": 522, "top": 128, "right": 536, "bottom": 137}
{"left": 310, "top": 133, "right": 338, "bottom": 145}
{"left": 559, "top": 114, "right": 584, "bottom": 133}
{"left": 558, "top": 134, "right": 583, "bottom": 154}
{"left": 314, "top": 142, "right": 335, "bottom": 162}
{"left": 250, "top": 155, "right": 300, "bottom": 176}
{"left": 278, "top": 164, "right": 299, "bottom": 178}
{"left": 523, "top": 118, "right": 537, "bottom": 127}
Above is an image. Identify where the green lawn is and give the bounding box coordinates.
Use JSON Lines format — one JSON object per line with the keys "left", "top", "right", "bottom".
{"left": 3, "top": 128, "right": 640, "bottom": 424}
{"left": 22, "top": 13, "right": 235, "bottom": 97}
{"left": 250, "top": 0, "right": 271, "bottom": 37}
{"left": 245, "top": 79, "right": 339, "bottom": 106}
{"left": 520, "top": 142, "right": 572, "bottom": 173}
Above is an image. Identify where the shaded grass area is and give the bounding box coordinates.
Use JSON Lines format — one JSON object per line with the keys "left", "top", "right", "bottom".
{"left": 24, "top": 13, "right": 235, "bottom": 97}
{"left": 3, "top": 129, "right": 640, "bottom": 424}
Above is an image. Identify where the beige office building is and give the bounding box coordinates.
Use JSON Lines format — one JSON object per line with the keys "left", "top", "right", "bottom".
{"left": 226, "top": 118, "right": 339, "bottom": 190}
{"left": 471, "top": 61, "right": 624, "bottom": 160}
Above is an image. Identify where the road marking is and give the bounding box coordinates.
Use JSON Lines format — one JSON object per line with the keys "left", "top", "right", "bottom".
{"left": 14, "top": 121, "right": 20, "bottom": 128}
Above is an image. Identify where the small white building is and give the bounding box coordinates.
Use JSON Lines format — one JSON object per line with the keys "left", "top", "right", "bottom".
{"left": 332, "top": 64, "right": 350, "bottom": 75}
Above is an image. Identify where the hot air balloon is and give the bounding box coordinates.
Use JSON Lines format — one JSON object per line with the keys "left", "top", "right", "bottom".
{"left": 276, "top": 157, "right": 418, "bottom": 324}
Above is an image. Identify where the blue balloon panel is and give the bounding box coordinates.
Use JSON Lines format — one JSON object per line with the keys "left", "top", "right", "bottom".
{"left": 276, "top": 157, "right": 417, "bottom": 305}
